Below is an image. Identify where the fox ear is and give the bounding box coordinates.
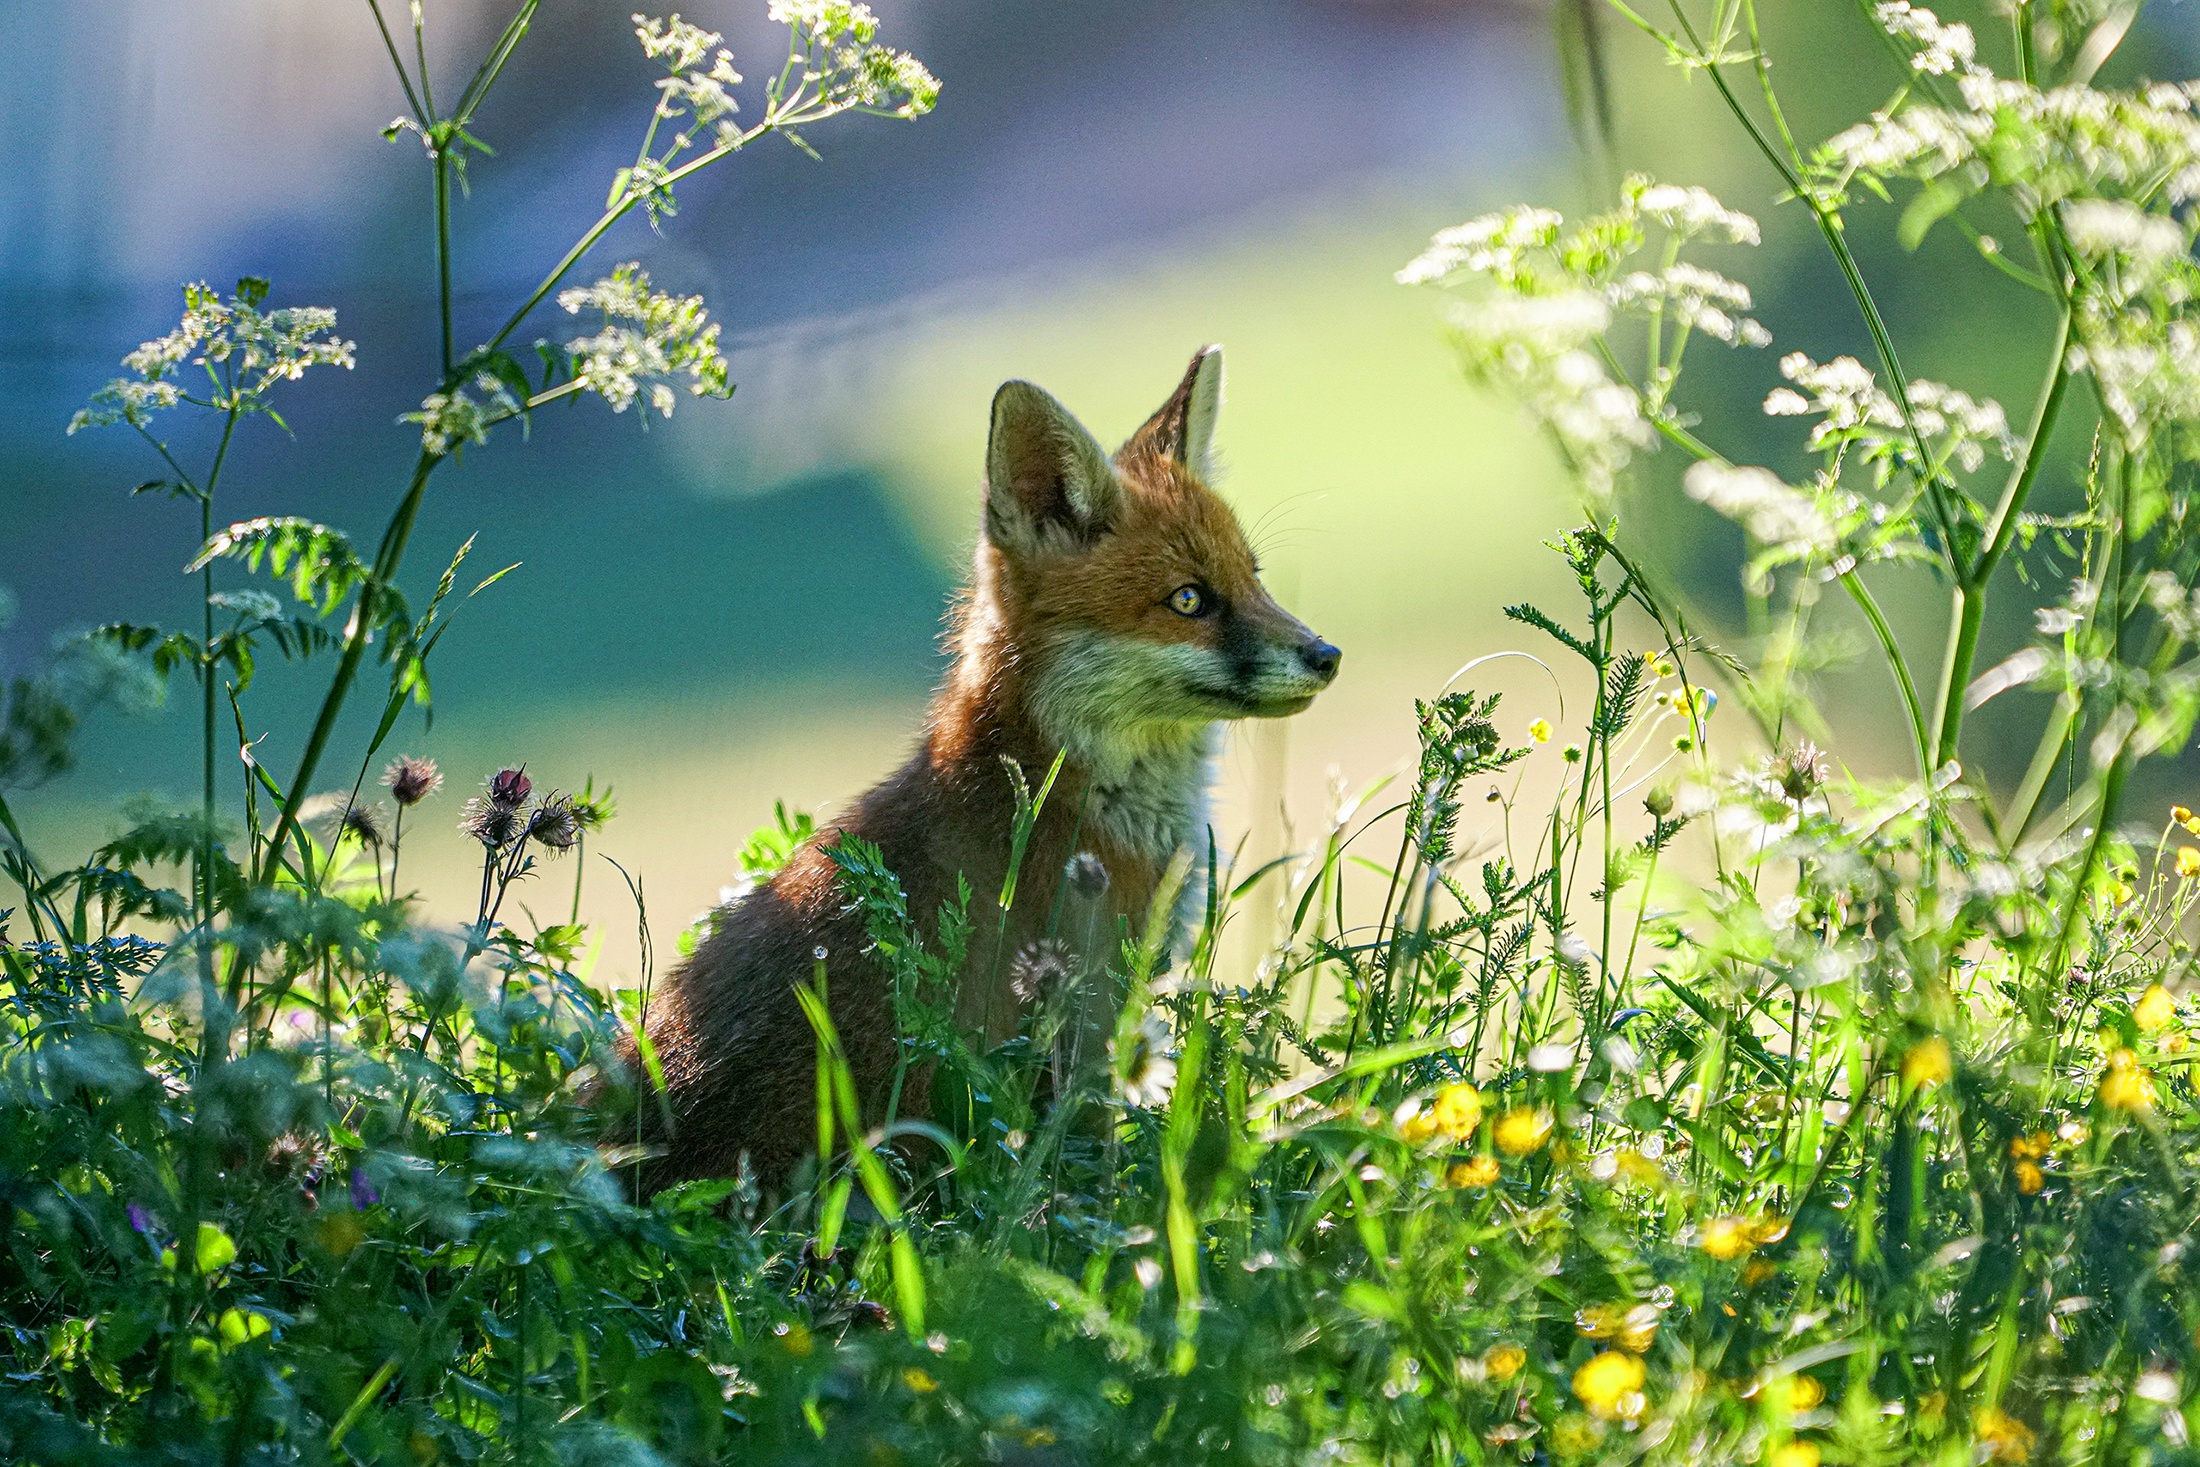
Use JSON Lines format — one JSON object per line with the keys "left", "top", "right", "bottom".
{"left": 985, "top": 380, "right": 1122, "bottom": 552}
{"left": 1123, "top": 345, "right": 1223, "bottom": 478}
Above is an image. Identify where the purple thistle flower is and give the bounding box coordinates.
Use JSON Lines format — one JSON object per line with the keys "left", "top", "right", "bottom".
{"left": 488, "top": 767, "right": 532, "bottom": 808}
{"left": 350, "top": 1167, "right": 379, "bottom": 1210}
{"left": 127, "top": 1202, "right": 153, "bottom": 1234}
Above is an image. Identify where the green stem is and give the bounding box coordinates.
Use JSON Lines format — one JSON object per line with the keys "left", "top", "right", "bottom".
{"left": 435, "top": 149, "right": 454, "bottom": 377}
{"left": 1841, "top": 569, "right": 1932, "bottom": 781}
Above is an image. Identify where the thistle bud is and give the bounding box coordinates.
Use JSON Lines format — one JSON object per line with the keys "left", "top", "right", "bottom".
{"left": 488, "top": 767, "right": 532, "bottom": 808}
{"left": 527, "top": 794, "right": 580, "bottom": 854}
{"left": 460, "top": 796, "right": 523, "bottom": 849}
{"left": 380, "top": 755, "right": 444, "bottom": 807}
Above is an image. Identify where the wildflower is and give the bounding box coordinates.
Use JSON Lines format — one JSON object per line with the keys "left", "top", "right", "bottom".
{"left": 1577, "top": 1302, "right": 1660, "bottom": 1352}
{"left": 488, "top": 767, "right": 533, "bottom": 808}
{"left": 1771, "top": 1443, "right": 1821, "bottom": 1467}
{"left": 1644, "top": 785, "right": 1675, "bottom": 817}
{"left": 350, "top": 1167, "right": 379, "bottom": 1210}
{"left": 1757, "top": 1373, "right": 1824, "bottom": 1414}
{"left": 1493, "top": 1105, "right": 1554, "bottom": 1156}
{"left": 2182, "top": 850, "right": 2200, "bottom": 881}
{"left": 1550, "top": 1414, "right": 1606, "bottom": 1454}
{"left": 1700, "top": 1216, "right": 1757, "bottom": 1261}
{"left": 1112, "top": 1015, "right": 1177, "bottom": 1109}
{"left": 1432, "top": 1083, "right": 1483, "bottom": 1138}
{"left": 1624, "top": 176, "right": 1762, "bottom": 243}
{"left": 1572, "top": 1350, "right": 1647, "bottom": 1419}
{"left": 2008, "top": 1131, "right": 2052, "bottom": 1160}
{"left": 1401, "top": 1109, "right": 1441, "bottom": 1146}
{"left": 1528, "top": 718, "right": 1553, "bottom": 744}
{"left": 1901, "top": 1035, "right": 1953, "bottom": 1089}
{"left": 1561, "top": 743, "right": 1583, "bottom": 763}
{"left": 2110, "top": 878, "right": 2136, "bottom": 906}
{"left": 1448, "top": 1155, "right": 1501, "bottom": 1188}
{"left": 2135, "top": 984, "right": 2178, "bottom": 1031}
{"left": 1483, "top": 1342, "right": 1527, "bottom": 1381}
{"left": 1740, "top": 1258, "right": 1776, "bottom": 1287}
{"left": 1975, "top": 1407, "right": 2034, "bottom": 1463}
{"left": 2014, "top": 1159, "right": 2045, "bottom": 1195}
{"left": 2100, "top": 1049, "right": 2157, "bottom": 1112}
{"left": 459, "top": 796, "right": 524, "bottom": 850}
{"left": 1874, "top": 2, "right": 1977, "bottom": 75}
{"left": 381, "top": 755, "right": 443, "bottom": 807}
{"left": 1009, "top": 939, "right": 1077, "bottom": 1005}
{"left": 1769, "top": 742, "right": 1828, "bottom": 803}
{"left": 527, "top": 794, "right": 581, "bottom": 854}
{"left": 2173, "top": 804, "right": 2192, "bottom": 824}
{"left": 557, "top": 263, "right": 730, "bottom": 417}
{"left": 69, "top": 279, "right": 354, "bottom": 434}
{"left": 901, "top": 1366, "right": 937, "bottom": 1393}
{"left": 1684, "top": 461, "right": 1835, "bottom": 552}
{"left": 127, "top": 1202, "right": 154, "bottom": 1235}
{"left": 403, "top": 371, "right": 519, "bottom": 455}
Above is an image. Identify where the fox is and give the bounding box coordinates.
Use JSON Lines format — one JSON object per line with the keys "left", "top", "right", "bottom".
{"left": 622, "top": 345, "right": 1341, "bottom": 1186}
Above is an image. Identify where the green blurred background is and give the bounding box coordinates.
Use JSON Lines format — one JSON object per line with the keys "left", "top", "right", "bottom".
{"left": 4, "top": 1, "right": 2196, "bottom": 978}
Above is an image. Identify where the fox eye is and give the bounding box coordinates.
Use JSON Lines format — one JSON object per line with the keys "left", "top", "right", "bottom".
{"left": 1167, "top": 584, "right": 1208, "bottom": 618}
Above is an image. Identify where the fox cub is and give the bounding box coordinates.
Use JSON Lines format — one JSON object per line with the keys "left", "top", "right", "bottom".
{"left": 627, "top": 346, "right": 1340, "bottom": 1184}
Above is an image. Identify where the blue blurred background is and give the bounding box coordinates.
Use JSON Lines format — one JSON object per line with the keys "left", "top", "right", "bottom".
{"left": 5, "top": 0, "right": 2197, "bottom": 974}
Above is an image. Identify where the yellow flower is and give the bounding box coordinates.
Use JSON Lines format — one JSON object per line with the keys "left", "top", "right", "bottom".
{"left": 2188, "top": 817, "right": 2200, "bottom": 837}
{"left": 1757, "top": 1373, "right": 1825, "bottom": 1414}
{"left": 1483, "top": 1343, "right": 1527, "bottom": 1382}
{"left": 1572, "top": 1350, "right": 1647, "bottom": 1419}
{"left": 1432, "top": 1083, "right": 1484, "bottom": 1139}
{"left": 1976, "top": 1407, "right": 2035, "bottom": 1463}
{"left": 2110, "top": 879, "right": 2136, "bottom": 906}
{"left": 1494, "top": 1106, "right": 1555, "bottom": 1156}
{"left": 2180, "top": 849, "right": 2200, "bottom": 881}
{"left": 1700, "top": 1216, "right": 1756, "bottom": 1261}
{"left": 1550, "top": 1414, "right": 1606, "bottom": 1455}
{"left": 1448, "top": 1154, "right": 1501, "bottom": 1188}
{"left": 1528, "top": 718, "right": 1553, "bottom": 744}
{"left": 2135, "top": 984, "right": 2178, "bottom": 1032}
{"left": 1740, "top": 1259, "right": 1776, "bottom": 1288}
{"left": 2175, "top": 805, "right": 2194, "bottom": 825}
{"left": 2014, "top": 1159, "right": 2045, "bottom": 1195}
{"left": 2008, "top": 1131, "right": 2052, "bottom": 1160}
{"left": 1614, "top": 1148, "right": 1666, "bottom": 1188}
{"left": 901, "top": 1366, "right": 938, "bottom": 1394}
{"left": 1901, "top": 1036, "right": 1953, "bottom": 1089}
{"left": 2100, "top": 1049, "right": 2157, "bottom": 1112}
{"left": 1770, "top": 1444, "right": 1821, "bottom": 1467}
{"left": 1576, "top": 1303, "right": 1660, "bottom": 1353}
{"left": 1400, "top": 1110, "right": 1441, "bottom": 1146}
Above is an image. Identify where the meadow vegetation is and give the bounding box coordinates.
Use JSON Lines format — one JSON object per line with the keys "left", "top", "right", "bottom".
{"left": 5, "top": 2, "right": 2200, "bottom": 1463}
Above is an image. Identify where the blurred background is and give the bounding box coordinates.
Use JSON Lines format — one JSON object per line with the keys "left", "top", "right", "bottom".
{"left": 4, "top": 0, "right": 2197, "bottom": 978}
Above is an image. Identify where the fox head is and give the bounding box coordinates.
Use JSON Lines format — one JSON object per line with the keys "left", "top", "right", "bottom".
{"left": 973, "top": 346, "right": 1341, "bottom": 772}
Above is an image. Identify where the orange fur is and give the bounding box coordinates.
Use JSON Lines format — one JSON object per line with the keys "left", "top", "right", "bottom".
{"left": 618, "top": 347, "right": 1339, "bottom": 1187}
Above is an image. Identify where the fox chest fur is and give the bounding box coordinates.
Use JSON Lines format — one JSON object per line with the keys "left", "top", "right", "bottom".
{"left": 625, "top": 346, "right": 1339, "bottom": 1186}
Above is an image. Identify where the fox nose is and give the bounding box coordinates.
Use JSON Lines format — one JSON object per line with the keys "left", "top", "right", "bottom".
{"left": 1299, "top": 638, "right": 1342, "bottom": 683}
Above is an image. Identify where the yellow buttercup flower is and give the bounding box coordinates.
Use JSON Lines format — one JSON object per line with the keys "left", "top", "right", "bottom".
{"left": 1432, "top": 1083, "right": 1484, "bottom": 1139}
{"left": 901, "top": 1366, "right": 938, "bottom": 1394}
{"left": 1770, "top": 1443, "right": 1821, "bottom": 1467}
{"left": 2014, "top": 1159, "right": 2045, "bottom": 1195}
{"left": 1482, "top": 1343, "right": 1527, "bottom": 1382}
{"left": 2100, "top": 1049, "right": 2156, "bottom": 1112}
{"left": 1976, "top": 1407, "right": 2035, "bottom": 1463}
{"left": 1758, "top": 1374, "right": 1824, "bottom": 1414}
{"left": 2008, "top": 1131, "right": 2052, "bottom": 1160}
{"left": 1448, "top": 1154, "right": 1501, "bottom": 1188}
{"left": 1528, "top": 718, "right": 1553, "bottom": 744}
{"left": 1572, "top": 1350, "right": 1647, "bottom": 1419}
{"left": 1902, "top": 1036, "right": 1953, "bottom": 1089}
{"left": 1494, "top": 1106, "right": 1555, "bottom": 1156}
{"left": 2179, "top": 849, "right": 2200, "bottom": 881}
{"left": 2135, "top": 984, "right": 2178, "bottom": 1032}
{"left": 1400, "top": 1110, "right": 1441, "bottom": 1146}
{"left": 2175, "top": 805, "right": 2193, "bottom": 825}
{"left": 1700, "top": 1216, "right": 1756, "bottom": 1261}
{"left": 2110, "top": 879, "right": 2136, "bottom": 906}
{"left": 1576, "top": 1303, "right": 1660, "bottom": 1352}
{"left": 1740, "top": 1259, "right": 1777, "bottom": 1287}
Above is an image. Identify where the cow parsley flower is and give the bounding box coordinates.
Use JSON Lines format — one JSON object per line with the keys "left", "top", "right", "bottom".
{"left": 1684, "top": 462, "right": 1836, "bottom": 552}
{"left": 403, "top": 372, "right": 521, "bottom": 456}
{"left": 69, "top": 279, "right": 354, "bottom": 434}
{"left": 1873, "top": 2, "right": 1980, "bottom": 77}
{"left": 1394, "top": 207, "right": 1565, "bottom": 287}
{"left": 1622, "top": 178, "right": 1761, "bottom": 244}
{"left": 556, "top": 263, "right": 730, "bottom": 416}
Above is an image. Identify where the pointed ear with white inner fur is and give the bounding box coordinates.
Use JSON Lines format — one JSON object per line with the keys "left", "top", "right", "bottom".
{"left": 1122, "top": 345, "right": 1224, "bottom": 479}
{"left": 984, "top": 380, "right": 1123, "bottom": 553}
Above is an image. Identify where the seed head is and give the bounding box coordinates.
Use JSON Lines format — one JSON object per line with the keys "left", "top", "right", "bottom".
{"left": 1009, "top": 938, "right": 1077, "bottom": 1004}
{"left": 1769, "top": 741, "right": 1828, "bottom": 803}
{"left": 528, "top": 793, "right": 581, "bottom": 854}
{"left": 488, "top": 767, "right": 532, "bottom": 808}
{"left": 1065, "top": 851, "right": 1110, "bottom": 898}
{"left": 341, "top": 802, "right": 390, "bottom": 847}
{"left": 380, "top": 755, "right": 443, "bottom": 807}
{"left": 460, "top": 795, "right": 524, "bottom": 849}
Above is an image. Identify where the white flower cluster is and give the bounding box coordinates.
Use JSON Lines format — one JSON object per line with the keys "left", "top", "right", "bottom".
{"left": 633, "top": 14, "right": 744, "bottom": 145}
{"left": 557, "top": 263, "right": 730, "bottom": 417}
{"left": 1830, "top": 76, "right": 2200, "bottom": 211}
{"left": 767, "top": 1, "right": 940, "bottom": 117}
{"left": 1683, "top": 461, "right": 1836, "bottom": 553}
{"left": 1607, "top": 262, "right": 1771, "bottom": 347}
{"left": 2068, "top": 309, "right": 2200, "bottom": 446}
{"left": 1765, "top": 352, "right": 2011, "bottom": 472}
{"left": 1622, "top": 178, "right": 1761, "bottom": 245}
{"left": 1394, "top": 207, "right": 1563, "bottom": 288}
{"left": 2061, "top": 198, "right": 2193, "bottom": 292}
{"left": 1873, "top": 2, "right": 1978, "bottom": 77}
{"left": 403, "top": 372, "right": 521, "bottom": 457}
{"left": 1448, "top": 292, "right": 1651, "bottom": 498}
{"left": 70, "top": 281, "right": 355, "bottom": 434}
